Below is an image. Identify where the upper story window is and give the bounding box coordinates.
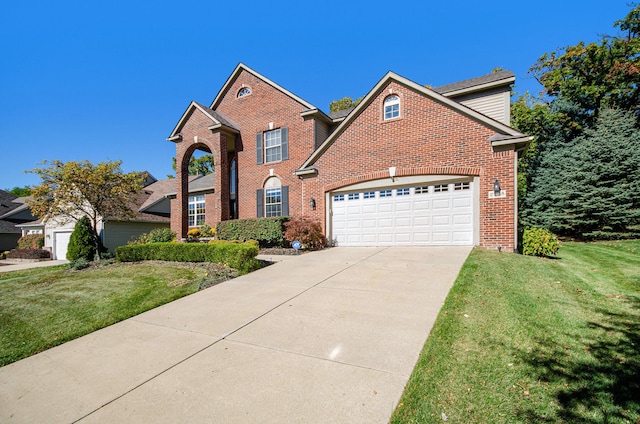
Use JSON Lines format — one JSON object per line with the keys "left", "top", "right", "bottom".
{"left": 384, "top": 95, "right": 400, "bottom": 120}
{"left": 256, "top": 127, "right": 289, "bottom": 164}
{"left": 264, "top": 129, "right": 282, "bottom": 163}
{"left": 237, "top": 87, "right": 251, "bottom": 98}
{"left": 188, "top": 195, "right": 205, "bottom": 227}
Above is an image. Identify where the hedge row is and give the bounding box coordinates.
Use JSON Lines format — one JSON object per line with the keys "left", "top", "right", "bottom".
{"left": 17, "top": 234, "right": 45, "bottom": 250}
{"left": 115, "top": 241, "right": 260, "bottom": 274}
{"left": 7, "top": 249, "right": 51, "bottom": 259}
{"left": 216, "top": 217, "right": 290, "bottom": 247}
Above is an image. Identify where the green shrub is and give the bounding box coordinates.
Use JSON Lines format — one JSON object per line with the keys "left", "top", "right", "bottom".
{"left": 147, "top": 227, "right": 176, "bottom": 243}
{"left": 17, "top": 234, "right": 44, "bottom": 249}
{"left": 0, "top": 251, "right": 8, "bottom": 260}
{"left": 216, "top": 217, "right": 290, "bottom": 247}
{"left": 522, "top": 227, "right": 561, "bottom": 257}
{"left": 284, "top": 217, "right": 326, "bottom": 250}
{"left": 6, "top": 249, "right": 51, "bottom": 259}
{"left": 115, "top": 241, "right": 260, "bottom": 274}
{"left": 69, "top": 258, "right": 91, "bottom": 270}
{"left": 67, "top": 216, "right": 97, "bottom": 261}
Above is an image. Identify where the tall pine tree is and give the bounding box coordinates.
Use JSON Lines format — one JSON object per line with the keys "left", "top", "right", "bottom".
{"left": 523, "top": 108, "right": 640, "bottom": 237}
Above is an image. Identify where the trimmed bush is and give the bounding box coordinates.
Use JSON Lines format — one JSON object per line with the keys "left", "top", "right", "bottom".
{"left": 115, "top": 241, "right": 260, "bottom": 274}
{"left": 17, "top": 234, "right": 44, "bottom": 249}
{"left": 216, "top": 217, "right": 290, "bottom": 247}
{"left": 67, "top": 216, "right": 97, "bottom": 261}
{"left": 284, "top": 217, "right": 326, "bottom": 250}
{"left": 147, "top": 227, "right": 176, "bottom": 243}
{"left": 522, "top": 227, "right": 561, "bottom": 257}
{"left": 7, "top": 249, "right": 51, "bottom": 259}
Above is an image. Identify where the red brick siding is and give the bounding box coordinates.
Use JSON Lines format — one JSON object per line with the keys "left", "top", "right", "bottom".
{"left": 304, "top": 81, "right": 516, "bottom": 251}
{"left": 214, "top": 70, "right": 317, "bottom": 220}
{"left": 170, "top": 73, "right": 518, "bottom": 250}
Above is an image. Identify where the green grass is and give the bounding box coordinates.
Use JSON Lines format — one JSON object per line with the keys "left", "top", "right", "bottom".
{"left": 391, "top": 240, "right": 640, "bottom": 424}
{"left": 0, "top": 262, "right": 207, "bottom": 366}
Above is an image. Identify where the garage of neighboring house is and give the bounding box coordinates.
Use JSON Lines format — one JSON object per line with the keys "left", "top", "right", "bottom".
{"left": 53, "top": 231, "right": 72, "bottom": 260}
{"left": 329, "top": 177, "right": 477, "bottom": 247}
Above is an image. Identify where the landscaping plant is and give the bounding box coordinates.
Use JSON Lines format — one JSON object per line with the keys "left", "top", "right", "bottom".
{"left": 284, "top": 217, "right": 326, "bottom": 250}
{"left": 522, "top": 226, "right": 560, "bottom": 257}
{"left": 66, "top": 216, "right": 97, "bottom": 261}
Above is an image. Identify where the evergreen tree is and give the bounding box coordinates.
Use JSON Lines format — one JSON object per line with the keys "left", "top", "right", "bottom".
{"left": 66, "top": 216, "right": 98, "bottom": 261}
{"left": 522, "top": 108, "right": 640, "bottom": 237}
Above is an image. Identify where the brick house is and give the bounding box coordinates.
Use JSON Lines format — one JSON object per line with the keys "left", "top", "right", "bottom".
{"left": 168, "top": 64, "right": 531, "bottom": 251}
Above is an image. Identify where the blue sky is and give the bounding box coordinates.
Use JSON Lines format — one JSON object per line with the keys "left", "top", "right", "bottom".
{"left": 0, "top": 1, "right": 632, "bottom": 189}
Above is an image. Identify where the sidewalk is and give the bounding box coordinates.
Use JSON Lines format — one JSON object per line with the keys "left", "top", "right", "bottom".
{"left": 0, "top": 259, "right": 69, "bottom": 273}
{"left": 0, "top": 246, "right": 472, "bottom": 423}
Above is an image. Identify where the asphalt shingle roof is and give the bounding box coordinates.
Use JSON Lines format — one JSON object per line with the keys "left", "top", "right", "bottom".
{"left": 433, "top": 70, "right": 515, "bottom": 95}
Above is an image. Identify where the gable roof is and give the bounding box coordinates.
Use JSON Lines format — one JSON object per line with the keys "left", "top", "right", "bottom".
{"left": 297, "top": 71, "right": 530, "bottom": 173}
{"left": 140, "top": 173, "right": 215, "bottom": 213}
{"left": 0, "top": 190, "right": 20, "bottom": 234}
{"left": 168, "top": 101, "right": 240, "bottom": 141}
{"left": 210, "top": 63, "right": 318, "bottom": 111}
{"left": 433, "top": 70, "right": 515, "bottom": 97}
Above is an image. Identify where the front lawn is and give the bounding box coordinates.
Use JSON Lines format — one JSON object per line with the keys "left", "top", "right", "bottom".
{"left": 392, "top": 240, "right": 640, "bottom": 423}
{"left": 0, "top": 261, "right": 233, "bottom": 366}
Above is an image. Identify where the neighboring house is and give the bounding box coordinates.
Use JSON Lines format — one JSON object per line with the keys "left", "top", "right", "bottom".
{"left": 0, "top": 190, "right": 26, "bottom": 251}
{"left": 168, "top": 64, "right": 532, "bottom": 252}
{"left": 2, "top": 174, "right": 213, "bottom": 260}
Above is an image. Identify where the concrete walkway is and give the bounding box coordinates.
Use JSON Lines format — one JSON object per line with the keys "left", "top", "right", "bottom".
{"left": 0, "top": 246, "right": 472, "bottom": 423}
{"left": 0, "top": 259, "right": 69, "bottom": 273}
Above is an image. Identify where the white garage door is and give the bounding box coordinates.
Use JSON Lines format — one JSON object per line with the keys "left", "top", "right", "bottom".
{"left": 54, "top": 231, "right": 72, "bottom": 260}
{"left": 331, "top": 181, "right": 474, "bottom": 246}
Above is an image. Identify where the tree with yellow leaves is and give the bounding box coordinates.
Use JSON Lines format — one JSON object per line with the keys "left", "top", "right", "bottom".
{"left": 28, "top": 160, "right": 145, "bottom": 259}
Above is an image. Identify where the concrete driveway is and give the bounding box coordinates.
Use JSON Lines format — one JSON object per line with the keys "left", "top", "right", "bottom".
{"left": 0, "top": 246, "right": 471, "bottom": 423}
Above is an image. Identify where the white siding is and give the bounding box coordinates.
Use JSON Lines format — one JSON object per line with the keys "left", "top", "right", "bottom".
{"left": 456, "top": 87, "right": 511, "bottom": 125}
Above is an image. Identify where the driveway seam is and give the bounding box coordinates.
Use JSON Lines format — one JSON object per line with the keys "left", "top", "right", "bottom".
{"left": 221, "top": 338, "right": 409, "bottom": 378}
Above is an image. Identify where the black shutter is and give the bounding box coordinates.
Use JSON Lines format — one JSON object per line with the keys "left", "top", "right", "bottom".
{"left": 256, "top": 189, "right": 264, "bottom": 218}
{"left": 282, "top": 186, "right": 289, "bottom": 216}
{"left": 281, "top": 127, "right": 288, "bottom": 161}
{"left": 256, "top": 133, "right": 263, "bottom": 165}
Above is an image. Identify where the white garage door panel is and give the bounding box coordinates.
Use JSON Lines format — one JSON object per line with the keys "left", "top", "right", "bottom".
{"left": 54, "top": 231, "right": 72, "bottom": 260}
{"left": 332, "top": 181, "right": 474, "bottom": 247}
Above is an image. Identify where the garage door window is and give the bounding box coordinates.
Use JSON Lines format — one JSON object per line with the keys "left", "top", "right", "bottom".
{"left": 363, "top": 191, "right": 375, "bottom": 199}
{"left": 380, "top": 189, "right": 392, "bottom": 198}
{"left": 348, "top": 193, "right": 360, "bottom": 200}
{"left": 415, "top": 186, "right": 429, "bottom": 194}
{"left": 334, "top": 194, "right": 345, "bottom": 201}
{"left": 455, "top": 182, "right": 471, "bottom": 190}
{"left": 397, "top": 188, "right": 410, "bottom": 196}
{"left": 434, "top": 184, "right": 449, "bottom": 193}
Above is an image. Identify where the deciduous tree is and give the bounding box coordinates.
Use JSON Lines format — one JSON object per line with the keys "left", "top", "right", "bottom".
{"left": 28, "top": 160, "right": 144, "bottom": 258}
{"left": 171, "top": 154, "right": 214, "bottom": 177}
{"left": 531, "top": 5, "right": 640, "bottom": 127}
{"left": 3, "top": 186, "right": 31, "bottom": 197}
{"left": 329, "top": 96, "right": 363, "bottom": 113}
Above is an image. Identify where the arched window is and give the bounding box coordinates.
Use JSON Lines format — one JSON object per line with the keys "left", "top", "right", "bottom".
{"left": 384, "top": 95, "right": 400, "bottom": 120}
{"left": 237, "top": 87, "right": 251, "bottom": 98}
{"left": 264, "top": 177, "right": 282, "bottom": 217}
